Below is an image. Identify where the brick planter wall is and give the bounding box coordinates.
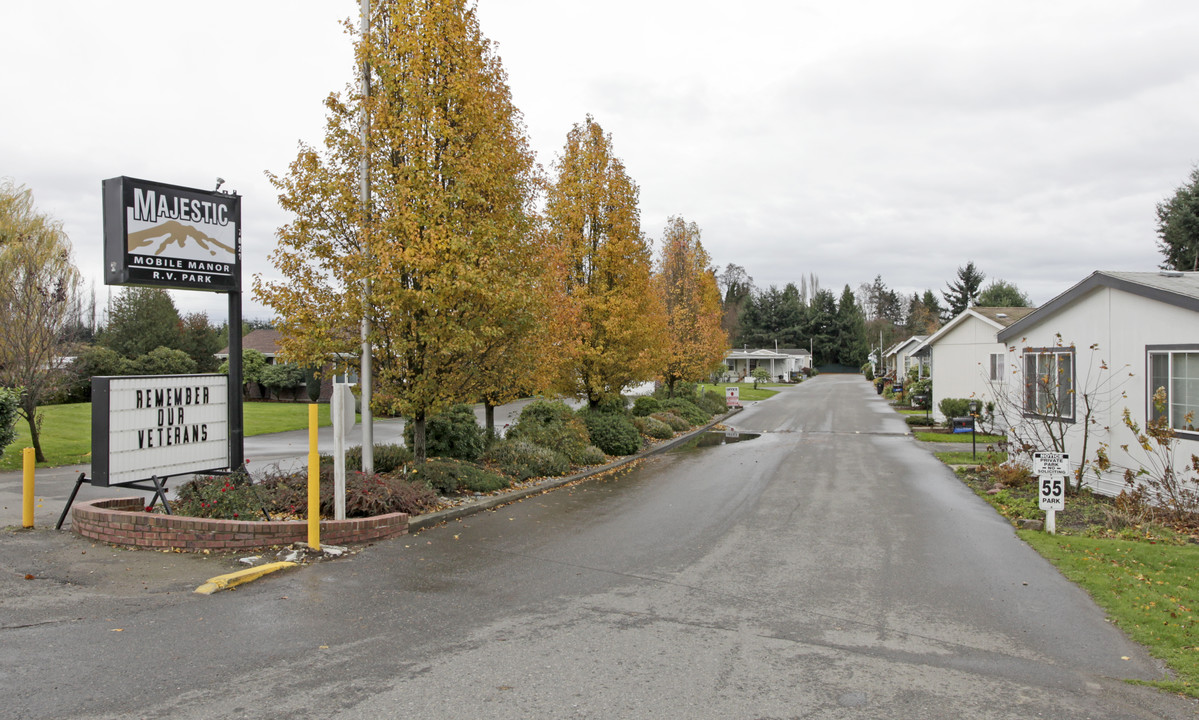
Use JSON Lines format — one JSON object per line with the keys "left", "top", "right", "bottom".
{"left": 72, "top": 497, "right": 408, "bottom": 551}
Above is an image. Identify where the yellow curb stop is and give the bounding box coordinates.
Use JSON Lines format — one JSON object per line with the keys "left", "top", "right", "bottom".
{"left": 194, "top": 561, "right": 298, "bottom": 595}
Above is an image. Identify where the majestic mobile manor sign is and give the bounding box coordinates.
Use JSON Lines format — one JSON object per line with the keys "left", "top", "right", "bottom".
{"left": 91, "top": 375, "right": 230, "bottom": 486}
{"left": 102, "top": 176, "right": 241, "bottom": 291}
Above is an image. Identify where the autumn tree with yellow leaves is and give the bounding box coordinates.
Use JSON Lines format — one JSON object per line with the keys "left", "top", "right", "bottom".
{"left": 654, "top": 216, "right": 728, "bottom": 393}
{"left": 545, "top": 116, "right": 666, "bottom": 408}
{"left": 255, "top": 0, "right": 540, "bottom": 462}
{"left": 0, "top": 180, "right": 82, "bottom": 462}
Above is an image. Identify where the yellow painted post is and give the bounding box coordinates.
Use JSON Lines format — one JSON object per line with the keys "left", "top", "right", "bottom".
{"left": 22, "top": 448, "right": 35, "bottom": 528}
{"left": 307, "top": 404, "right": 320, "bottom": 550}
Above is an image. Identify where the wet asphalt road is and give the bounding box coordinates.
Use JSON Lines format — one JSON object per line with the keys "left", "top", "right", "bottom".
{"left": 2, "top": 375, "right": 1196, "bottom": 718}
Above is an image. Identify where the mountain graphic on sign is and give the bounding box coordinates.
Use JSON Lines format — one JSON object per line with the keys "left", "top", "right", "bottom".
{"left": 127, "top": 221, "right": 235, "bottom": 257}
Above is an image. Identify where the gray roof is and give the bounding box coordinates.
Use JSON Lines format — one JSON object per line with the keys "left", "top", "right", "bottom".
{"left": 998, "top": 271, "right": 1199, "bottom": 342}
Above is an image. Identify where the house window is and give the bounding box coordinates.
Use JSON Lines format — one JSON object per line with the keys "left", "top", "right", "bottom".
{"left": 1022, "top": 347, "right": 1074, "bottom": 421}
{"left": 989, "top": 354, "right": 1005, "bottom": 383}
{"left": 1147, "top": 347, "right": 1199, "bottom": 434}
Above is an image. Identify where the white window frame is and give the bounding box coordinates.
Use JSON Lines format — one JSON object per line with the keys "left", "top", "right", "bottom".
{"left": 1146, "top": 345, "right": 1199, "bottom": 437}
{"left": 988, "top": 353, "right": 1005, "bottom": 383}
{"left": 1022, "top": 347, "right": 1074, "bottom": 422}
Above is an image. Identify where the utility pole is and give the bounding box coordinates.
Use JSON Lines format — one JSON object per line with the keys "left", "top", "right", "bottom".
{"left": 359, "top": 0, "right": 374, "bottom": 474}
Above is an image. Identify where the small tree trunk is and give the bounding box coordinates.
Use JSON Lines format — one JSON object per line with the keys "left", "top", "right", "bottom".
{"left": 22, "top": 405, "right": 45, "bottom": 463}
{"left": 484, "top": 402, "right": 496, "bottom": 438}
{"left": 414, "top": 411, "right": 427, "bottom": 465}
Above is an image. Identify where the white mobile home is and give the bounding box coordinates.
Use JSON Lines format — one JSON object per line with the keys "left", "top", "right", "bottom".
{"left": 913, "top": 307, "right": 1035, "bottom": 422}
{"left": 995, "top": 271, "right": 1199, "bottom": 497}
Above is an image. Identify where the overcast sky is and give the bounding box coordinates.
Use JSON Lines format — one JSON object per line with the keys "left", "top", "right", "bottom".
{"left": 3, "top": 0, "right": 1197, "bottom": 325}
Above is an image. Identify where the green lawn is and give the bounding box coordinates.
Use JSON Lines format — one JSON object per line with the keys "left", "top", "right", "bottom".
{"left": 1022, "top": 533, "right": 1199, "bottom": 697}
{"left": 699, "top": 383, "right": 782, "bottom": 402}
{"left": 915, "top": 431, "right": 1006, "bottom": 444}
{"left": 937, "top": 459, "right": 1199, "bottom": 698}
{"left": 933, "top": 450, "right": 1007, "bottom": 465}
{"left": 1, "top": 401, "right": 349, "bottom": 470}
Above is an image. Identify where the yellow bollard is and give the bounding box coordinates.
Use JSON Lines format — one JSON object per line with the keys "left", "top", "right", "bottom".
{"left": 307, "top": 404, "right": 320, "bottom": 550}
{"left": 23, "top": 447, "right": 35, "bottom": 528}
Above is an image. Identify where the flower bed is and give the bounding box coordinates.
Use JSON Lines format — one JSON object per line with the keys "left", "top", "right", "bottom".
{"left": 71, "top": 497, "right": 407, "bottom": 551}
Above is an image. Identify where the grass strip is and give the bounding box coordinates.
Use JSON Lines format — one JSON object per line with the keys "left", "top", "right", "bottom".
{"left": 698, "top": 383, "right": 780, "bottom": 402}
{"left": 1021, "top": 532, "right": 1199, "bottom": 697}
{"left": 915, "top": 431, "right": 1006, "bottom": 444}
{"left": 934, "top": 450, "right": 1007, "bottom": 465}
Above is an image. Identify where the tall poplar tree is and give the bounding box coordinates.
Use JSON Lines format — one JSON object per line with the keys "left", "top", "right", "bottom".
{"left": 654, "top": 216, "right": 728, "bottom": 393}
{"left": 545, "top": 116, "right": 666, "bottom": 407}
{"left": 256, "top": 0, "right": 539, "bottom": 462}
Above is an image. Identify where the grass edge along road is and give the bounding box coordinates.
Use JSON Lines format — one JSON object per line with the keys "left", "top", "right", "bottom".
{"left": 0, "top": 402, "right": 350, "bottom": 471}
{"left": 916, "top": 432, "right": 1199, "bottom": 698}
{"left": 901, "top": 394, "right": 1199, "bottom": 700}
{"left": 1020, "top": 531, "right": 1199, "bottom": 698}
{"left": 698, "top": 382, "right": 783, "bottom": 403}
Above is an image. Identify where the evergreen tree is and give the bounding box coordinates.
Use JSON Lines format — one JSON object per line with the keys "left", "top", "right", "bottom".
{"left": 942, "top": 261, "right": 985, "bottom": 320}
{"left": 1156, "top": 165, "right": 1199, "bottom": 271}
{"left": 99, "top": 288, "right": 182, "bottom": 358}
{"left": 716, "top": 263, "right": 754, "bottom": 344}
{"left": 835, "top": 285, "right": 869, "bottom": 367}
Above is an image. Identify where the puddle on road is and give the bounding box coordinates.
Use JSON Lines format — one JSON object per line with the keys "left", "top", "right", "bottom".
{"left": 672, "top": 430, "right": 761, "bottom": 452}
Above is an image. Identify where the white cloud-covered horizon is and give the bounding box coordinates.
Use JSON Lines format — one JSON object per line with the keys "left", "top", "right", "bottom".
{"left": 2, "top": 0, "right": 1197, "bottom": 325}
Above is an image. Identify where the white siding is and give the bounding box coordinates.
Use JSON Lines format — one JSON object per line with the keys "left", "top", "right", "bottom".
{"left": 1004, "top": 286, "right": 1199, "bottom": 497}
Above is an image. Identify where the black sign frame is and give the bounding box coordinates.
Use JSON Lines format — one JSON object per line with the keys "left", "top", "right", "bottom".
{"left": 102, "top": 176, "right": 241, "bottom": 292}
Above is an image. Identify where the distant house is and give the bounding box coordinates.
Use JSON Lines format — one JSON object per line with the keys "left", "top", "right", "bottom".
{"left": 995, "top": 270, "right": 1199, "bottom": 497}
{"left": 911, "top": 307, "right": 1035, "bottom": 422}
{"left": 883, "top": 336, "right": 928, "bottom": 380}
{"left": 723, "top": 348, "right": 811, "bottom": 382}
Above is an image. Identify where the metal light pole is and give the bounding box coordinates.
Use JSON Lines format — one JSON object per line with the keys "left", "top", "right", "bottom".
{"left": 359, "top": 0, "right": 374, "bottom": 474}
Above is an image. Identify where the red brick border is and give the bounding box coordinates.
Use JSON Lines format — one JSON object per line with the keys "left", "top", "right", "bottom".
{"left": 71, "top": 497, "right": 408, "bottom": 551}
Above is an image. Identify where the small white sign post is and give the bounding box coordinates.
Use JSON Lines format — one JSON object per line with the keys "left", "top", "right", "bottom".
{"left": 726, "top": 386, "right": 741, "bottom": 408}
{"left": 1033, "top": 451, "right": 1070, "bottom": 534}
{"left": 331, "top": 383, "right": 357, "bottom": 520}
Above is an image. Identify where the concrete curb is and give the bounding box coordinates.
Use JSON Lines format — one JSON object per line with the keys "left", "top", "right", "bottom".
{"left": 194, "top": 561, "right": 298, "bottom": 595}
{"left": 408, "top": 407, "right": 743, "bottom": 533}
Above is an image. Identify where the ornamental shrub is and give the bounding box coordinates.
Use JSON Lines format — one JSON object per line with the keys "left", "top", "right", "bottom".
{"left": 632, "top": 415, "right": 674, "bottom": 439}
{"left": 904, "top": 415, "right": 935, "bottom": 427}
{"left": 507, "top": 399, "right": 591, "bottom": 463}
{"left": 0, "top": 386, "right": 18, "bottom": 457}
{"left": 415, "top": 459, "right": 510, "bottom": 495}
{"left": 652, "top": 412, "right": 689, "bottom": 431}
{"left": 258, "top": 466, "right": 438, "bottom": 517}
{"left": 592, "top": 393, "right": 629, "bottom": 414}
{"left": 631, "top": 396, "right": 662, "bottom": 417}
{"left": 574, "top": 445, "right": 608, "bottom": 466}
{"left": 323, "top": 443, "right": 414, "bottom": 474}
{"left": 697, "top": 390, "right": 727, "bottom": 415}
{"left": 404, "top": 403, "right": 486, "bottom": 461}
{"left": 483, "top": 439, "right": 570, "bottom": 480}
{"left": 938, "top": 398, "right": 972, "bottom": 424}
{"left": 583, "top": 412, "right": 642, "bottom": 455}
{"left": 658, "top": 398, "right": 709, "bottom": 426}
{"left": 175, "top": 472, "right": 267, "bottom": 520}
